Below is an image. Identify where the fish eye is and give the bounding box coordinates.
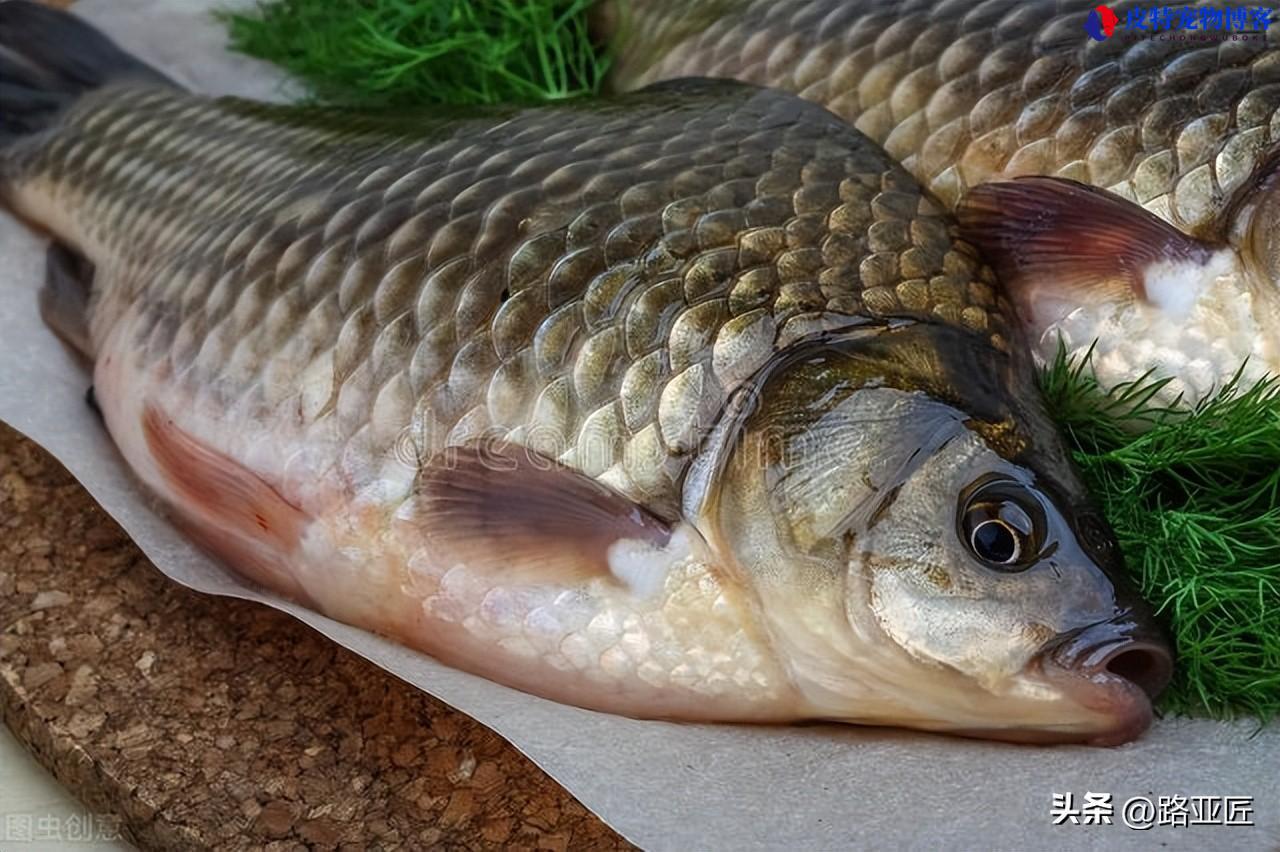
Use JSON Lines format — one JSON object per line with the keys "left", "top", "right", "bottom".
{"left": 958, "top": 477, "right": 1045, "bottom": 571}
{"left": 970, "top": 518, "right": 1021, "bottom": 564}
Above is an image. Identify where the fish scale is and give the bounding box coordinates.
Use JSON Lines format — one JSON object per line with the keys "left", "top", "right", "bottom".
{"left": 607, "top": 0, "right": 1280, "bottom": 235}
{"left": 7, "top": 80, "right": 1006, "bottom": 516}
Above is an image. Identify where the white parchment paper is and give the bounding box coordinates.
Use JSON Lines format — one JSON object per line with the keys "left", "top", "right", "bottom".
{"left": 1, "top": 2, "right": 1277, "bottom": 848}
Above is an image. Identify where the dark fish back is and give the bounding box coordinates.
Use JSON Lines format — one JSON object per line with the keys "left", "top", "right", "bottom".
{"left": 606, "top": 0, "right": 1280, "bottom": 234}
{"left": 6, "top": 78, "right": 1007, "bottom": 510}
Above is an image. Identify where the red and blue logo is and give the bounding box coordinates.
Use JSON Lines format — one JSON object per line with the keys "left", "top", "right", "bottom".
{"left": 1084, "top": 4, "right": 1120, "bottom": 39}
{"left": 1086, "top": 4, "right": 1273, "bottom": 40}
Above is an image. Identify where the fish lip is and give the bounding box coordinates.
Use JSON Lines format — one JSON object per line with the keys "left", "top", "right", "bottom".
{"left": 1032, "top": 615, "right": 1175, "bottom": 746}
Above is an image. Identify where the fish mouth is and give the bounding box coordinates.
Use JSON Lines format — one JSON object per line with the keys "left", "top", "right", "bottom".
{"left": 1033, "top": 615, "right": 1174, "bottom": 746}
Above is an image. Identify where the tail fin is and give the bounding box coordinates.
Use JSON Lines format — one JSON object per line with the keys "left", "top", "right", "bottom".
{"left": 0, "top": 0, "right": 173, "bottom": 142}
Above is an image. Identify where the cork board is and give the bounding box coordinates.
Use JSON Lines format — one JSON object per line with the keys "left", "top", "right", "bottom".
{"left": 0, "top": 422, "right": 630, "bottom": 850}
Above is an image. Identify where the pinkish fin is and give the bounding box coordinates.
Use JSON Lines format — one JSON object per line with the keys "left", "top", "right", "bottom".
{"left": 142, "top": 405, "right": 313, "bottom": 600}
{"left": 958, "top": 177, "right": 1216, "bottom": 324}
{"left": 414, "top": 442, "right": 671, "bottom": 586}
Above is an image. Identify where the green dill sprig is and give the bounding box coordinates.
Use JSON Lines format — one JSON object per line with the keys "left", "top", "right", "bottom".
{"left": 1041, "top": 343, "right": 1280, "bottom": 721}
{"left": 220, "top": 0, "right": 610, "bottom": 107}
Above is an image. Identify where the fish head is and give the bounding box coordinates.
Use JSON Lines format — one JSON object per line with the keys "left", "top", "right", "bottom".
{"left": 844, "top": 417, "right": 1172, "bottom": 747}
{"left": 689, "top": 322, "right": 1171, "bottom": 744}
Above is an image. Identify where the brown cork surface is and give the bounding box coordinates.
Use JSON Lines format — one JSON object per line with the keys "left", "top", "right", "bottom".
{"left": 0, "top": 422, "right": 632, "bottom": 851}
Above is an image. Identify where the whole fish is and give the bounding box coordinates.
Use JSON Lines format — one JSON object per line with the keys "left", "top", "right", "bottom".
{"left": 603, "top": 0, "right": 1280, "bottom": 404}
{"left": 0, "top": 2, "right": 1170, "bottom": 744}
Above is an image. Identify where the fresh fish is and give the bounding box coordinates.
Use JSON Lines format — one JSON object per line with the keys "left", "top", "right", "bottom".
{"left": 603, "top": 0, "right": 1280, "bottom": 404}
{"left": 0, "top": 2, "right": 1171, "bottom": 743}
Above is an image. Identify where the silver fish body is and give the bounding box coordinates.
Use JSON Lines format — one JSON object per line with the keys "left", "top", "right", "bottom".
{"left": 0, "top": 2, "right": 1170, "bottom": 743}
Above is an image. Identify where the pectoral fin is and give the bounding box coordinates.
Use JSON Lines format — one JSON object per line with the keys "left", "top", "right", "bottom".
{"left": 958, "top": 177, "right": 1218, "bottom": 324}
{"left": 412, "top": 442, "right": 674, "bottom": 590}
